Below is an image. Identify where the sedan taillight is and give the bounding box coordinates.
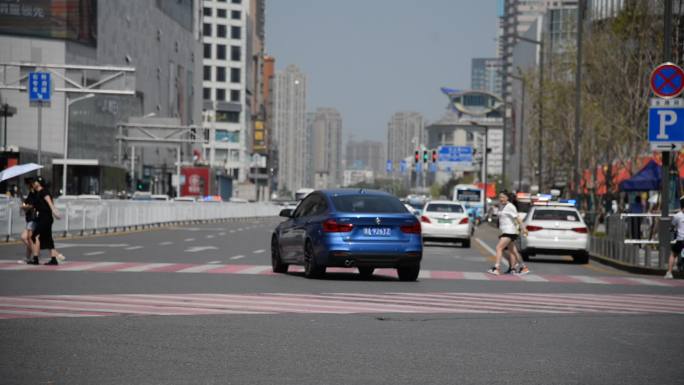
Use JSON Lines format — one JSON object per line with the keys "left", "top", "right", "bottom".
{"left": 459, "top": 217, "right": 469, "bottom": 224}
{"left": 420, "top": 215, "right": 431, "bottom": 223}
{"left": 322, "top": 219, "right": 354, "bottom": 233}
{"left": 572, "top": 227, "right": 588, "bottom": 233}
{"left": 526, "top": 225, "right": 543, "bottom": 232}
{"left": 401, "top": 222, "right": 421, "bottom": 234}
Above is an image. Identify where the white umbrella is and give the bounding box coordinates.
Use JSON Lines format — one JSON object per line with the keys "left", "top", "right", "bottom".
{"left": 0, "top": 163, "right": 43, "bottom": 183}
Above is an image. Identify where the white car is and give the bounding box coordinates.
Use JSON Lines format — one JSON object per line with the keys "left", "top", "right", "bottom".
{"left": 419, "top": 200, "right": 472, "bottom": 247}
{"left": 520, "top": 205, "right": 590, "bottom": 263}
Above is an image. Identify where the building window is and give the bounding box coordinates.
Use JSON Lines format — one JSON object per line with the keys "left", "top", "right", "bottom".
{"left": 216, "top": 67, "right": 226, "bottom": 82}
{"left": 231, "top": 46, "right": 240, "bottom": 61}
{"left": 230, "top": 68, "right": 240, "bottom": 83}
{"left": 231, "top": 10, "right": 240, "bottom": 20}
{"left": 230, "top": 89, "right": 240, "bottom": 102}
{"left": 216, "top": 44, "right": 226, "bottom": 60}
{"left": 231, "top": 0, "right": 241, "bottom": 4}
{"left": 203, "top": 43, "right": 212, "bottom": 59}
{"left": 216, "top": 111, "right": 240, "bottom": 123}
{"left": 203, "top": 88, "right": 211, "bottom": 100}
{"left": 217, "top": 24, "right": 227, "bottom": 38}
{"left": 216, "top": 88, "right": 226, "bottom": 101}
{"left": 231, "top": 26, "right": 241, "bottom": 40}
{"left": 203, "top": 7, "right": 212, "bottom": 16}
{"left": 217, "top": 9, "right": 227, "bottom": 18}
{"left": 203, "top": 66, "right": 211, "bottom": 81}
{"left": 203, "top": 23, "right": 211, "bottom": 37}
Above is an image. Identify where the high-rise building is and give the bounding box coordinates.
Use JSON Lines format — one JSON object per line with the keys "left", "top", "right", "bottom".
{"left": 387, "top": 112, "right": 425, "bottom": 166}
{"left": 310, "top": 108, "right": 343, "bottom": 188}
{"left": 345, "top": 140, "right": 384, "bottom": 175}
{"left": 471, "top": 58, "right": 503, "bottom": 96}
{"left": 272, "top": 64, "right": 308, "bottom": 194}
{"left": 0, "top": 0, "right": 202, "bottom": 195}
{"left": 202, "top": 0, "right": 252, "bottom": 183}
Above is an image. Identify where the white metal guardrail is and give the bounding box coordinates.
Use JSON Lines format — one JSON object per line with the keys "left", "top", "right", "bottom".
{"left": 0, "top": 199, "right": 280, "bottom": 241}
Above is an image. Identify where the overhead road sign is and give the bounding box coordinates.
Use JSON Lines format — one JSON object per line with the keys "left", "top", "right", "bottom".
{"left": 437, "top": 146, "right": 473, "bottom": 170}
{"left": 28, "top": 72, "right": 51, "bottom": 102}
{"left": 650, "top": 63, "right": 684, "bottom": 99}
{"left": 648, "top": 98, "right": 684, "bottom": 151}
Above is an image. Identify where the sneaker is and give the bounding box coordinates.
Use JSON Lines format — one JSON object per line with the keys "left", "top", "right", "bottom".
{"left": 487, "top": 266, "right": 501, "bottom": 276}
{"left": 664, "top": 271, "right": 674, "bottom": 280}
{"left": 44, "top": 257, "right": 59, "bottom": 266}
{"left": 517, "top": 266, "right": 530, "bottom": 275}
{"left": 27, "top": 256, "right": 40, "bottom": 265}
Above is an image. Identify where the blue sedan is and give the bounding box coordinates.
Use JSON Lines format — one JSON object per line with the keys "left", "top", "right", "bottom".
{"left": 271, "top": 189, "right": 423, "bottom": 281}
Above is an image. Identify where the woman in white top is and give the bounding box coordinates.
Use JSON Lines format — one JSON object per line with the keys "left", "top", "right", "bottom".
{"left": 665, "top": 196, "right": 684, "bottom": 279}
{"left": 488, "top": 191, "right": 529, "bottom": 275}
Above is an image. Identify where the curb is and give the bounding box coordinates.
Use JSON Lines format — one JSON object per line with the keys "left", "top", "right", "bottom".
{"left": 589, "top": 252, "right": 682, "bottom": 278}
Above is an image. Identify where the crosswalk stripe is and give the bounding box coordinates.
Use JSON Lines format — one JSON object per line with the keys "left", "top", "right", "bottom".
{"left": 176, "top": 264, "right": 225, "bottom": 273}
{"left": 117, "top": 263, "right": 175, "bottom": 272}
{"left": 57, "top": 262, "right": 122, "bottom": 271}
{"left": 0, "top": 292, "right": 682, "bottom": 320}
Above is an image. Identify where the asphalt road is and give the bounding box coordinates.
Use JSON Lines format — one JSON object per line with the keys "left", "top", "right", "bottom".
{"left": 0, "top": 217, "right": 682, "bottom": 385}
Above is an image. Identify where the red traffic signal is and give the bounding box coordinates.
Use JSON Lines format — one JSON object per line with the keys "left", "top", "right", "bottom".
{"left": 414, "top": 151, "right": 420, "bottom": 164}
{"left": 431, "top": 150, "right": 437, "bottom": 163}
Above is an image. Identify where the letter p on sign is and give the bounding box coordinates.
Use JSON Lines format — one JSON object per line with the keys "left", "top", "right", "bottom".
{"left": 657, "top": 110, "right": 677, "bottom": 139}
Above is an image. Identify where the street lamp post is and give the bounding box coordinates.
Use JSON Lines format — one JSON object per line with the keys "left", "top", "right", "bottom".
{"left": 62, "top": 93, "right": 95, "bottom": 195}
{"left": 470, "top": 121, "right": 488, "bottom": 214}
{"left": 512, "top": 33, "right": 544, "bottom": 191}
{"left": 509, "top": 70, "right": 526, "bottom": 192}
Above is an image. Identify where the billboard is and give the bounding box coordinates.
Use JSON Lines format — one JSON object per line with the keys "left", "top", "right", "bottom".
{"left": 0, "top": 0, "right": 97, "bottom": 46}
{"left": 181, "top": 167, "right": 211, "bottom": 197}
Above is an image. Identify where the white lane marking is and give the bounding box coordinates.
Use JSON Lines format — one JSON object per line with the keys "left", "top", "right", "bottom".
{"left": 55, "top": 243, "right": 129, "bottom": 249}
{"left": 176, "top": 264, "right": 224, "bottom": 273}
{"left": 463, "top": 272, "right": 488, "bottom": 280}
{"left": 625, "top": 277, "right": 672, "bottom": 287}
{"left": 159, "top": 241, "right": 173, "bottom": 246}
{"left": 206, "top": 235, "right": 215, "bottom": 239}
{"left": 474, "top": 237, "right": 496, "bottom": 256}
{"left": 518, "top": 274, "right": 548, "bottom": 282}
{"left": 230, "top": 255, "right": 245, "bottom": 260}
{"left": 124, "top": 246, "right": 143, "bottom": 251}
{"left": 184, "top": 238, "right": 195, "bottom": 242}
{"left": 418, "top": 270, "right": 431, "bottom": 279}
{"left": 218, "top": 232, "right": 226, "bottom": 236}
{"left": 229, "top": 230, "right": 236, "bottom": 234}
{"left": 236, "top": 228, "right": 244, "bottom": 232}
{"left": 573, "top": 275, "right": 609, "bottom": 285}
{"left": 59, "top": 262, "right": 121, "bottom": 271}
{"left": 208, "top": 260, "right": 222, "bottom": 264}
{"left": 185, "top": 246, "right": 218, "bottom": 253}
{"left": 118, "top": 263, "right": 174, "bottom": 272}
{"left": 252, "top": 249, "right": 266, "bottom": 254}
{"left": 84, "top": 251, "right": 105, "bottom": 256}
{"left": 0, "top": 264, "right": 35, "bottom": 270}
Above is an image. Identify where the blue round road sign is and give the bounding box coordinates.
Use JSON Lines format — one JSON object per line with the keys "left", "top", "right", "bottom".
{"left": 650, "top": 62, "right": 684, "bottom": 99}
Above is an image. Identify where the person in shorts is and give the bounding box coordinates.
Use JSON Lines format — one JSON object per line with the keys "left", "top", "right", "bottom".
{"left": 487, "top": 191, "right": 529, "bottom": 275}
{"left": 665, "top": 196, "right": 684, "bottom": 279}
{"left": 20, "top": 177, "right": 38, "bottom": 263}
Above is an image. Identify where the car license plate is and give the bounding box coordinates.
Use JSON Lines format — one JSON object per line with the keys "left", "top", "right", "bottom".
{"left": 437, "top": 219, "right": 451, "bottom": 224}
{"left": 363, "top": 227, "right": 392, "bottom": 236}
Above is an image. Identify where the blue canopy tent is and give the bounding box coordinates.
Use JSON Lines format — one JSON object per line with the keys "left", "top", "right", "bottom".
{"left": 619, "top": 160, "right": 661, "bottom": 192}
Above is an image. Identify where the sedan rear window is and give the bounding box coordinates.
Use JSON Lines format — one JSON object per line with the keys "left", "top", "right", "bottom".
{"left": 425, "top": 204, "right": 464, "bottom": 213}
{"left": 532, "top": 209, "right": 580, "bottom": 221}
{"left": 331, "top": 195, "right": 408, "bottom": 213}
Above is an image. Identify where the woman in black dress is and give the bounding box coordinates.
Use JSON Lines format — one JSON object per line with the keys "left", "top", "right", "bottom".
{"left": 29, "top": 178, "right": 64, "bottom": 265}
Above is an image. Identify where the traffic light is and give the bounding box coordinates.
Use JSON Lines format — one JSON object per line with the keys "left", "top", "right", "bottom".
{"left": 431, "top": 150, "right": 437, "bottom": 163}
{"left": 414, "top": 151, "right": 420, "bottom": 164}
{"left": 422, "top": 150, "right": 428, "bottom": 163}
{"left": 136, "top": 179, "right": 144, "bottom": 191}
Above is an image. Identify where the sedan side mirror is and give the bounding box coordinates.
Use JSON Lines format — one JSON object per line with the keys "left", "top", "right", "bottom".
{"left": 279, "top": 209, "right": 293, "bottom": 218}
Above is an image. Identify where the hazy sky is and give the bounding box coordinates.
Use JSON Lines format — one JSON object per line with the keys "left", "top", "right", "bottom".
{"left": 266, "top": 0, "right": 499, "bottom": 142}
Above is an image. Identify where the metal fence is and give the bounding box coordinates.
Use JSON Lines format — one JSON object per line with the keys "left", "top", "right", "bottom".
{"left": 589, "top": 213, "right": 674, "bottom": 270}
{"left": 0, "top": 199, "right": 280, "bottom": 241}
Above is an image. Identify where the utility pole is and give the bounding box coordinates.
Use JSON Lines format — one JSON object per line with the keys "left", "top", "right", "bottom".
{"left": 659, "top": 0, "right": 673, "bottom": 266}
{"left": 574, "top": 0, "right": 584, "bottom": 202}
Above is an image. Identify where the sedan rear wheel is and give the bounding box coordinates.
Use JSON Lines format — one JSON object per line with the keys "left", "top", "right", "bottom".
{"left": 397, "top": 265, "right": 420, "bottom": 282}
{"left": 271, "top": 236, "right": 288, "bottom": 273}
{"left": 358, "top": 267, "right": 375, "bottom": 278}
{"left": 304, "top": 242, "right": 325, "bottom": 278}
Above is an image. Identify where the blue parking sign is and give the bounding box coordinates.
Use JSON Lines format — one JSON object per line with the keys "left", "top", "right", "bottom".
{"left": 29, "top": 72, "right": 51, "bottom": 102}
{"left": 386, "top": 160, "right": 393, "bottom": 173}
{"left": 648, "top": 105, "right": 684, "bottom": 150}
{"left": 400, "top": 160, "right": 407, "bottom": 174}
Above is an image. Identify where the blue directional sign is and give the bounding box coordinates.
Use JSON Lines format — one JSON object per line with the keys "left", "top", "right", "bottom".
{"left": 429, "top": 163, "right": 437, "bottom": 173}
{"left": 648, "top": 105, "right": 684, "bottom": 151}
{"left": 437, "top": 146, "right": 473, "bottom": 169}
{"left": 399, "top": 160, "right": 407, "bottom": 174}
{"left": 386, "top": 160, "right": 393, "bottom": 173}
{"left": 415, "top": 163, "right": 421, "bottom": 174}
{"left": 28, "top": 72, "right": 51, "bottom": 102}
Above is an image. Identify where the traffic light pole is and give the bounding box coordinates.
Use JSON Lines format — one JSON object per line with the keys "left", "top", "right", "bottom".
{"left": 659, "top": 0, "right": 673, "bottom": 267}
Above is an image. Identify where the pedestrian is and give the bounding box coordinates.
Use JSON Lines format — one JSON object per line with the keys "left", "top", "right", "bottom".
{"left": 29, "top": 177, "right": 65, "bottom": 265}
{"left": 629, "top": 195, "right": 644, "bottom": 240}
{"left": 20, "top": 177, "right": 38, "bottom": 263}
{"left": 487, "top": 191, "right": 529, "bottom": 276}
{"left": 505, "top": 192, "right": 530, "bottom": 275}
{"left": 664, "top": 196, "right": 684, "bottom": 279}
